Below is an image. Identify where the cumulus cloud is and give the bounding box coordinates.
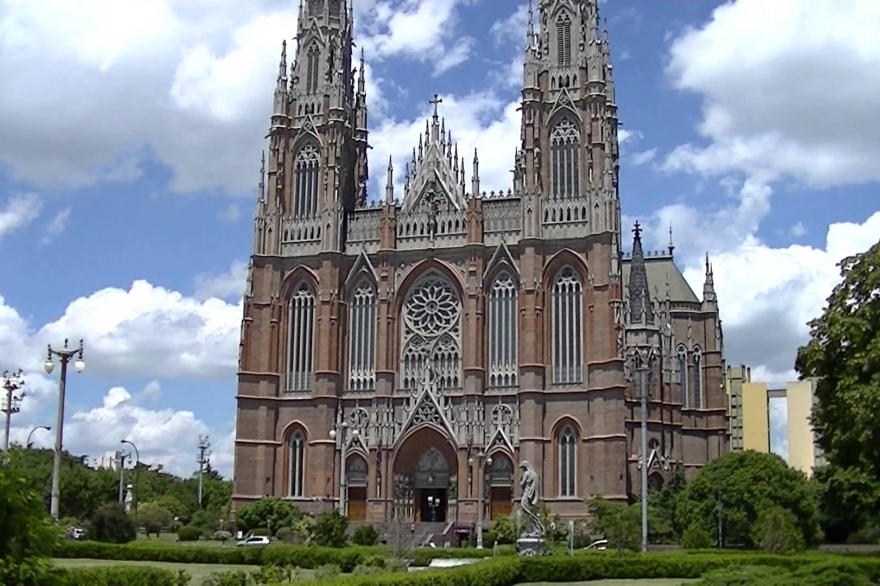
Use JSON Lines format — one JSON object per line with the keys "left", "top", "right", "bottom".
{"left": 193, "top": 260, "right": 249, "bottom": 301}
{"left": 663, "top": 0, "right": 880, "bottom": 188}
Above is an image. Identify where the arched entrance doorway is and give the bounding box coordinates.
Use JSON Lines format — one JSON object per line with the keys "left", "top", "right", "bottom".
{"left": 346, "top": 456, "right": 368, "bottom": 522}
{"left": 488, "top": 454, "right": 514, "bottom": 519}
{"left": 393, "top": 428, "right": 458, "bottom": 523}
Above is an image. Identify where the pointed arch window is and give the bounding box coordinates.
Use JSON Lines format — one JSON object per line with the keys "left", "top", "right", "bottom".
{"left": 552, "top": 267, "right": 583, "bottom": 384}
{"left": 287, "top": 283, "right": 315, "bottom": 392}
{"left": 488, "top": 273, "right": 517, "bottom": 389}
{"left": 677, "top": 346, "right": 689, "bottom": 409}
{"left": 306, "top": 42, "right": 320, "bottom": 94}
{"left": 289, "top": 430, "right": 306, "bottom": 497}
{"left": 550, "top": 119, "right": 580, "bottom": 200}
{"left": 349, "top": 281, "right": 377, "bottom": 391}
{"left": 293, "top": 144, "right": 320, "bottom": 219}
{"left": 558, "top": 425, "right": 577, "bottom": 497}
{"left": 556, "top": 13, "right": 572, "bottom": 67}
{"left": 691, "top": 349, "right": 703, "bottom": 409}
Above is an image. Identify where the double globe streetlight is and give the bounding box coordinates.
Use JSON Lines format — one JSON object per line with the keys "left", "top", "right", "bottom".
{"left": 44, "top": 339, "right": 85, "bottom": 521}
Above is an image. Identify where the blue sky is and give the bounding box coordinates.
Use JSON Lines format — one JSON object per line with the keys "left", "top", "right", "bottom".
{"left": 0, "top": 0, "right": 877, "bottom": 476}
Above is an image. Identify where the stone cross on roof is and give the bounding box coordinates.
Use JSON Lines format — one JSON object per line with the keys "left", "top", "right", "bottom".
{"left": 429, "top": 94, "right": 443, "bottom": 118}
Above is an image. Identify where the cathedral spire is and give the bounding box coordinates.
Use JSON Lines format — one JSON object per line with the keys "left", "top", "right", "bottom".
{"left": 358, "top": 47, "right": 366, "bottom": 95}
{"left": 385, "top": 156, "right": 394, "bottom": 205}
{"left": 472, "top": 149, "right": 481, "bottom": 198}
{"left": 628, "top": 222, "right": 654, "bottom": 324}
{"left": 273, "top": 41, "right": 288, "bottom": 117}
{"left": 703, "top": 253, "right": 717, "bottom": 305}
{"left": 667, "top": 223, "right": 675, "bottom": 256}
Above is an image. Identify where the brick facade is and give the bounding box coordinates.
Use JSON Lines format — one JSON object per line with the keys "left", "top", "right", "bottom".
{"left": 232, "top": 0, "right": 728, "bottom": 527}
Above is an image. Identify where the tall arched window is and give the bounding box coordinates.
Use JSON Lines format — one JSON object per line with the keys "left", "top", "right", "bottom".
{"left": 306, "top": 42, "right": 320, "bottom": 94}
{"left": 550, "top": 119, "right": 580, "bottom": 200}
{"left": 289, "top": 430, "right": 305, "bottom": 497}
{"left": 556, "top": 13, "right": 572, "bottom": 67}
{"left": 691, "top": 349, "right": 703, "bottom": 409}
{"left": 488, "top": 273, "right": 517, "bottom": 388}
{"left": 293, "top": 144, "right": 320, "bottom": 219}
{"left": 558, "top": 425, "right": 577, "bottom": 497}
{"left": 552, "top": 267, "right": 583, "bottom": 384}
{"left": 400, "top": 272, "right": 462, "bottom": 391}
{"left": 287, "top": 283, "right": 315, "bottom": 392}
{"left": 349, "top": 281, "right": 377, "bottom": 391}
{"left": 677, "top": 346, "right": 689, "bottom": 409}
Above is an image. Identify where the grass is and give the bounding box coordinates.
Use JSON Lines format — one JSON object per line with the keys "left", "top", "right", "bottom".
{"left": 133, "top": 531, "right": 234, "bottom": 548}
{"left": 517, "top": 581, "right": 697, "bottom": 586}
{"left": 52, "top": 558, "right": 286, "bottom": 585}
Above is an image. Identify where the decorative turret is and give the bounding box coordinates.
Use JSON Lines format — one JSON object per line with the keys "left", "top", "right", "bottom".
{"left": 702, "top": 254, "right": 717, "bottom": 308}
{"left": 627, "top": 222, "right": 654, "bottom": 325}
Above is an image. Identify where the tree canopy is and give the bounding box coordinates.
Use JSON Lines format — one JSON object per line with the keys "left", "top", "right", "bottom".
{"left": 795, "top": 238, "right": 880, "bottom": 540}
{"left": 675, "top": 451, "right": 820, "bottom": 547}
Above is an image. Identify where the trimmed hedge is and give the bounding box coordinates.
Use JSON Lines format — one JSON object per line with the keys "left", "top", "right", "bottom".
{"left": 47, "top": 566, "right": 185, "bottom": 586}
{"left": 303, "top": 554, "right": 880, "bottom": 586}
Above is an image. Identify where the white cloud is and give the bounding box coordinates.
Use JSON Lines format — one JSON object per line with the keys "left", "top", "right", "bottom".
{"left": 663, "top": 0, "right": 880, "bottom": 188}
{"left": 769, "top": 397, "right": 789, "bottom": 462}
{"left": 193, "top": 261, "right": 248, "bottom": 301}
{"left": 42, "top": 207, "right": 71, "bottom": 243}
{"left": 490, "top": 4, "right": 529, "bottom": 46}
{"left": 0, "top": 193, "right": 42, "bottom": 240}
{"left": 789, "top": 221, "right": 806, "bottom": 238}
{"left": 631, "top": 148, "right": 657, "bottom": 167}
{"left": 217, "top": 203, "right": 240, "bottom": 223}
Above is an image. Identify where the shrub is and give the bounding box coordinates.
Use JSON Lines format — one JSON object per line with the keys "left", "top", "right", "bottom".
{"left": 752, "top": 507, "right": 805, "bottom": 554}
{"left": 177, "top": 526, "right": 201, "bottom": 542}
{"left": 312, "top": 510, "right": 349, "bottom": 548}
{"left": 249, "top": 527, "right": 271, "bottom": 536}
{"left": 681, "top": 524, "right": 714, "bottom": 550}
{"left": 88, "top": 503, "right": 137, "bottom": 544}
{"left": 314, "top": 563, "right": 341, "bottom": 579}
{"left": 212, "top": 530, "right": 233, "bottom": 543}
{"left": 352, "top": 524, "right": 379, "bottom": 546}
{"left": 487, "top": 515, "right": 517, "bottom": 545}
{"left": 235, "top": 497, "right": 303, "bottom": 533}
{"left": 53, "top": 566, "right": 189, "bottom": 586}
{"left": 137, "top": 502, "right": 173, "bottom": 538}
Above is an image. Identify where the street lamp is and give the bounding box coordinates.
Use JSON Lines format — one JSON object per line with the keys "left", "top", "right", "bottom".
{"left": 329, "top": 423, "right": 358, "bottom": 515}
{"left": 27, "top": 425, "right": 51, "bottom": 449}
{"left": 122, "top": 439, "right": 140, "bottom": 522}
{"left": 470, "top": 451, "right": 492, "bottom": 549}
{"left": 2, "top": 369, "right": 26, "bottom": 455}
{"left": 44, "top": 339, "right": 85, "bottom": 521}
{"left": 627, "top": 346, "right": 659, "bottom": 554}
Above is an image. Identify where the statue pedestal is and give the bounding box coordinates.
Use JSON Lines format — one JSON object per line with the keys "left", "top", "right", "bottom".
{"left": 516, "top": 536, "right": 548, "bottom": 557}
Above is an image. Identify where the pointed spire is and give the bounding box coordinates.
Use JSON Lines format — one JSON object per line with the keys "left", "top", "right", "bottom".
{"left": 357, "top": 47, "right": 366, "bottom": 95}
{"left": 384, "top": 156, "right": 394, "bottom": 205}
{"left": 703, "top": 253, "right": 717, "bottom": 304}
{"left": 628, "top": 221, "right": 654, "bottom": 324}
{"left": 273, "top": 41, "right": 288, "bottom": 116}
{"left": 429, "top": 94, "right": 442, "bottom": 142}
{"left": 472, "top": 148, "right": 481, "bottom": 198}
{"left": 668, "top": 223, "right": 675, "bottom": 256}
{"left": 526, "top": 0, "right": 535, "bottom": 45}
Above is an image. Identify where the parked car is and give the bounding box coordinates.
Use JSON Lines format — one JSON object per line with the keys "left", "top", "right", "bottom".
{"left": 584, "top": 539, "right": 608, "bottom": 551}
{"left": 67, "top": 527, "right": 87, "bottom": 540}
{"left": 236, "top": 535, "right": 270, "bottom": 547}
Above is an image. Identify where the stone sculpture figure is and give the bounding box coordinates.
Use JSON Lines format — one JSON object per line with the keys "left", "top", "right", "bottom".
{"left": 518, "top": 460, "right": 545, "bottom": 539}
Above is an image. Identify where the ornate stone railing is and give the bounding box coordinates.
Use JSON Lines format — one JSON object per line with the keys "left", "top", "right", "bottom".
{"left": 483, "top": 198, "right": 521, "bottom": 244}
{"left": 280, "top": 217, "right": 322, "bottom": 256}
{"left": 396, "top": 209, "right": 467, "bottom": 249}
{"left": 346, "top": 207, "right": 381, "bottom": 253}
{"left": 542, "top": 197, "right": 592, "bottom": 240}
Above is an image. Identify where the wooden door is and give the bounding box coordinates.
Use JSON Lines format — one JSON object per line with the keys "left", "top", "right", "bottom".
{"left": 348, "top": 487, "right": 367, "bottom": 522}
{"left": 490, "top": 487, "right": 512, "bottom": 519}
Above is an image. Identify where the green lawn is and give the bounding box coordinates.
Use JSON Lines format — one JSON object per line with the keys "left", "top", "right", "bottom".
{"left": 53, "top": 558, "right": 285, "bottom": 585}
{"left": 133, "top": 531, "right": 233, "bottom": 547}
{"left": 517, "top": 581, "right": 696, "bottom": 586}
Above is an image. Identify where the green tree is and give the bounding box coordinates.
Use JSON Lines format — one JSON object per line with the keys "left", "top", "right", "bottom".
{"left": 138, "top": 501, "right": 174, "bottom": 537}
{"left": 651, "top": 463, "right": 687, "bottom": 540}
{"left": 0, "top": 458, "right": 57, "bottom": 585}
{"left": 795, "top": 238, "right": 880, "bottom": 542}
{"left": 586, "top": 497, "right": 640, "bottom": 553}
{"left": 311, "top": 510, "right": 349, "bottom": 548}
{"left": 236, "top": 497, "right": 303, "bottom": 533}
{"left": 487, "top": 515, "right": 517, "bottom": 545}
{"left": 675, "top": 451, "right": 820, "bottom": 548}
{"left": 352, "top": 524, "right": 379, "bottom": 546}
{"left": 88, "top": 503, "right": 137, "bottom": 544}
{"left": 751, "top": 507, "right": 805, "bottom": 554}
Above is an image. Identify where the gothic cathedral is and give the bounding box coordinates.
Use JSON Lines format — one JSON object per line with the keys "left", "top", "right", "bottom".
{"left": 233, "top": 0, "right": 728, "bottom": 532}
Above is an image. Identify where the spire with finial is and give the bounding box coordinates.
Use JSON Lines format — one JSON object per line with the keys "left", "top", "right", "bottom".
{"left": 703, "top": 253, "right": 717, "bottom": 305}
{"left": 668, "top": 223, "right": 675, "bottom": 256}
{"left": 384, "top": 156, "right": 394, "bottom": 205}
{"left": 357, "top": 47, "right": 366, "bottom": 95}
{"left": 472, "top": 148, "right": 481, "bottom": 197}
{"left": 628, "top": 221, "right": 654, "bottom": 324}
{"left": 273, "top": 41, "right": 288, "bottom": 116}
{"left": 429, "top": 94, "right": 442, "bottom": 142}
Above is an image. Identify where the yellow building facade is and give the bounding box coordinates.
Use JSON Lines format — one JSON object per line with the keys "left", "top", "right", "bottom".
{"left": 725, "top": 366, "right": 822, "bottom": 476}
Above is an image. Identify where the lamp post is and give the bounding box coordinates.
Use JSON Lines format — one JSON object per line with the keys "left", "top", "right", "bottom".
{"left": 122, "top": 439, "right": 140, "bottom": 522}
{"left": 2, "top": 369, "right": 25, "bottom": 455}
{"left": 329, "top": 423, "right": 357, "bottom": 516}
{"left": 27, "top": 425, "right": 51, "bottom": 449}
{"left": 470, "top": 451, "right": 492, "bottom": 549}
{"left": 628, "top": 346, "right": 659, "bottom": 554}
{"left": 44, "top": 339, "right": 85, "bottom": 521}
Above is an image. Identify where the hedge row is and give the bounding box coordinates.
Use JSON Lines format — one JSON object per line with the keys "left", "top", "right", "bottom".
{"left": 37, "top": 566, "right": 184, "bottom": 586}
{"left": 53, "top": 541, "right": 499, "bottom": 570}
{"left": 305, "top": 554, "right": 880, "bottom": 586}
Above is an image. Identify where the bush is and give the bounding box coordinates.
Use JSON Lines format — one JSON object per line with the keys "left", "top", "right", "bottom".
{"left": 752, "top": 507, "right": 805, "bottom": 554}
{"left": 312, "top": 510, "right": 348, "bottom": 548}
{"left": 88, "top": 503, "right": 137, "bottom": 544}
{"left": 212, "top": 530, "right": 233, "bottom": 543}
{"left": 248, "top": 527, "right": 271, "bottom": 537}
{"left": 177, "top": 525, "right": 201, "bottom": 542}
{"left": 682, "top": 525, "right": 714, "bottom": 550}
{"left": 52, "top": 566, "right": 189, "bottom": 586}
{"left": 352, "top": 524, "right": 379, "bottom": 546}
{"left": 487, "top": 515, "right": 517, "bottom": 545}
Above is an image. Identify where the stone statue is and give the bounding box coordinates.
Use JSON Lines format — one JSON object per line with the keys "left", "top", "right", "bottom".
{"left": 124, "top": 484, "right": 133, "bottom": 514}
{"left": 519, "top": 461, "right": 544, "bottom": 537}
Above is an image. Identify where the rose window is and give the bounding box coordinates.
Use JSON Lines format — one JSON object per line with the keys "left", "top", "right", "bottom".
{"left": 404, "top": 279, "right": 459, "bottom": 336}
